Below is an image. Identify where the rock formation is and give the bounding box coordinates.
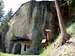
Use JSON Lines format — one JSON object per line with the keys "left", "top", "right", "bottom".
{"left": 4, "top": 1, "right": 68, "bottom": 54}
{"left": 5, "top": 1, "right": 56, "bottom": 54}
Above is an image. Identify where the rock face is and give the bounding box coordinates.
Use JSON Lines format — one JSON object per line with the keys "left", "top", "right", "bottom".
{"left": 5, "top": 1, "right": 56, "bottom": 54}
{"left": 0, "top": 23, "right": 9, "bottom": 52}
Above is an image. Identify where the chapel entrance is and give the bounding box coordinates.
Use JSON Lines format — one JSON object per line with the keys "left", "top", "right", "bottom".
{"left": 14, "top": 43, "right": 21, "bottom": 54}
{"left": 11, "top": 36, "right": 32, "bottom": 54}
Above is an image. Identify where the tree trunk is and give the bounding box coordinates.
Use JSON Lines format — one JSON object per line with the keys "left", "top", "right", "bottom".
{"left": 55, "top": 0, "right": 70, "bottom": 45}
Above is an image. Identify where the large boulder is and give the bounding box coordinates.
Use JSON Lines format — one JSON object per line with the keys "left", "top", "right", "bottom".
{"left": 5, "top": 1, "right": 56, "bottom": 54}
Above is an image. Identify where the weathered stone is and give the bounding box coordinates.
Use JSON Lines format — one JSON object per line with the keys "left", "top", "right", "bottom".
{"left": 5, "top": 1, "right": 56, "bottom": 54}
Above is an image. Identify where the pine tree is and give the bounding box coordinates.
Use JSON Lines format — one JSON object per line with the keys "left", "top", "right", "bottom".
{"left": 4, "top": 9, "right": 13, "bottom": 22}
{"left": 0, "top": 0, "right": 4, "bottom": 21}
{"left": 1, "top": 9, "right": 12, "bottom": 25}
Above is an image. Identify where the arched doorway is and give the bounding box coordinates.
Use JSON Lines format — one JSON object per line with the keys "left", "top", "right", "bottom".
{"left": 14, "top": 43, "right": 21, "bottom": 54}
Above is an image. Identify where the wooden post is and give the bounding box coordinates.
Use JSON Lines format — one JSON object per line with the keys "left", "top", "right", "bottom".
{"left": 54, "top": 0, "right": 70, "bottom": 45}
{"left": 55, "top": 0, "right": 66, "bottom": 34}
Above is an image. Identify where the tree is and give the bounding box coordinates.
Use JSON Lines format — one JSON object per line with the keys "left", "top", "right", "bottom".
{"left": 67, "top": 0, "right": 75, "bottom": 7}
{"left": 55, "top": 0, "right": 70, "bottom": 45}
{"left": 1, "top": 9, "right": 12, "bottom": 25}
{"left": 0, "top": 0, "right": 4, "bottom": 21}
{"left": 1, "top": 8, "right": 13, "bottom": 38}
{"left": 0, "top": 9, "right": 12, "bottom": 52}
{"left": 4, "top": 9, "right": 13, "bottom": 22}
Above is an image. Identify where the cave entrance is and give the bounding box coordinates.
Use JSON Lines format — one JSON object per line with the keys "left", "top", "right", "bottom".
{"left": 11, "top": 36, "right": 32, "bottom": 54}
{"left": 14, "top": 43, "right": 21, "bottom": 54}
{"left": 12, "top": 42, "right": 31, "bottom": 54}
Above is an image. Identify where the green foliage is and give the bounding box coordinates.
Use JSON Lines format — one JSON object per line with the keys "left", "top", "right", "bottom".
{"left": 0, "top": 9, "right": 12, "bottom": 32}
{"left": 4, "top": 9, "right": 12, "bottom": 22}
{"left": 1, "top": 9, "right": 12, "bottom": 25}
{"left": 67, "top": 19, "right": 75, "bottom": 37}
{"left": 67, "top": 0, "right": 75, "bottom": 7}
{"left": 70, "top": 0, "right": 75, "bottom": 7}
{"left": 40, "top": 44, "right": 51, "bottom": 56}
{"left": 0, "top": 0, "right": 4, "bottom": 21}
